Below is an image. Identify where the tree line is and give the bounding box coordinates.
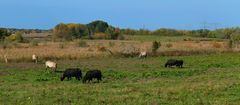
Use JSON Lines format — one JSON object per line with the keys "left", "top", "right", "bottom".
{"left": 1, "top": 20, "right": 240, "bottom": 41}
{"left": 53, "top": 20, "right": 122, "bottom": 41}
{"left": 120, "top": 27, "right": 240, "bottom": 39}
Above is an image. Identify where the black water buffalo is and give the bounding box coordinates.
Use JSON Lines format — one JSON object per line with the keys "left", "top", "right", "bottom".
{"left": 176, "top": 60, "right": 183, "bottom": 68}
{"left": 60, "top": 68, "right": 82, "bottom": 81}
{"left": 83, "top": 70, "right": 102, "bottom": 83}
{"left": 165, "top": 59, "right": 183, "bottom": 68}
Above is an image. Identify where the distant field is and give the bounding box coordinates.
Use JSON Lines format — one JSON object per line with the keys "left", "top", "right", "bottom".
{"left": 1, "top": 53, "right": 240, "bottom": 104}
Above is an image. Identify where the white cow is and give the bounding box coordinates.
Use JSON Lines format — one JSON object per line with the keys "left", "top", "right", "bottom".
{"left": 32, "top": 54, "right": 38, "bottom": 63}
{"left": 139, "top": 51, "right": 147, "bottom": 58}
{"left": 45, "top": 61, "right": 57, "bottom": 72}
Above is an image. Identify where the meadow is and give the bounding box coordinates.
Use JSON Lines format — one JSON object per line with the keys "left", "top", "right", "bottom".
{"left": 0, "top": 35, "right": 231, "bottom": 62}
{"left": 0, "top": 35, "right": 240, "bottom": 105}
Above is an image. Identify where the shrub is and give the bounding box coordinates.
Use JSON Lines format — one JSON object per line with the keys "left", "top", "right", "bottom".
{"left": 105, "top": 27, "right": 122, "bottom": 40}
{"left": 152, "top": 41, "right": 161, "bottom": 53}
{"left": 15, "top": 32, "right": 24, "bottom": 42}
{"left": 207, "top": 31, "right": 217, "bottom": 38}
{"left": 166, "top": 43, "right": 173, "bottom": 48}
{"left": 6, "top": 32, "right": 24, "bottom": 42}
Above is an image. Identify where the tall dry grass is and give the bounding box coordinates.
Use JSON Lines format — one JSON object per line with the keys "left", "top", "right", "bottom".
{"left": 0, "top": 40, "right": 234, "bottom": 62}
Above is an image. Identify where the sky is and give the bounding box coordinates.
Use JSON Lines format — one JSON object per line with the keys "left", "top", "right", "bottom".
{"left": 0, "top": 0, "right": 239, "bottom": 30}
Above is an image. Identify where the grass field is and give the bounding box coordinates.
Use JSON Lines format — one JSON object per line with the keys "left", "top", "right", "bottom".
{"left": 1, "top": 53, "right": 240, "bottom": 104}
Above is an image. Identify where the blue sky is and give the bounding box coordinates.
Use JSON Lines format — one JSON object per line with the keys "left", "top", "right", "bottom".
{"left": 0, "top": 0, "right": 239, "bottom": 30}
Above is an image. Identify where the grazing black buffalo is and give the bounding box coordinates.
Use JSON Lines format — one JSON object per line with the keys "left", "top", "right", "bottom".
{"left": 165, "top": 59, "right": 184, "bottom": 68}
{"left": 83, "top": 70, "right": 102, "bottom": 83}
{"left": 176, "top": 60, "right": 183, "bottom": 68}
{"left": 60, "top": 68, "right": 82, "bottom": 81}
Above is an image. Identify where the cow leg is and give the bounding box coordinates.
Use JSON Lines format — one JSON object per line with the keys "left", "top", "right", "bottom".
{"left": 76, "top": 76, "right": 80, "bottom": 80}
{"left": 67, "top": 77, "right": 71, "bottom": 80}
{"left": 97, "top": 78, "right": 101, "bottom": 83}
{"left": 61, "top": 76, "right": 65, "bottom": 81}
{"left": 90, "top": 78, "right": 93, "bottom": 83}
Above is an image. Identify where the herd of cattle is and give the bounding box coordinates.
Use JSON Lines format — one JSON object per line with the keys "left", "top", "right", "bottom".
{"left": 44, "top": 60, "right": 102, "bottom": 83}
{"left": 32, "top": 53, "right": 184, "bottom": 83}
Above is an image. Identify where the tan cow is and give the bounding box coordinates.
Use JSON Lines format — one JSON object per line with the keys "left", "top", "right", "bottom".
{"left": 45, "top": 61, "right": 57, "bottom": 72}
{"left": 139, "top": 51, "right": 147, "bottom": 58}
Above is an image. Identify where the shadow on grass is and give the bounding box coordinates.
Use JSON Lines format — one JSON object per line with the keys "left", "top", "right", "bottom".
{"left": 55, "top": 71, "right": 64, "bottom": 73}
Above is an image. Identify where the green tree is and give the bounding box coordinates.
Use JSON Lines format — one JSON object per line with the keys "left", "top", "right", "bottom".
{"left": 66, "top": 24, "right": 88, "bottom": 38}
{"left": 152, "top": 41, "right": 161, "bottom": 54}
{"left": 53, "top": 23, "right": 72, "bottom": 41}
{"left": 15, "top": 32, "right": 24, "bottom": 42}
{"left": 105, "top": 27, "right": 121, "bottom": 39}
{"left": 230, "top": 32, "right": 240, "bottom": 48}
{"left": 207, "top": 31, "right": 217, "bottom": 38}
{"left": 223, "top": 28, "right": 237, "bottom": 39}
{"left": 87, "top": 20, "right": 109, "bottom": 34}
{"left": 0, "top": 28, "right": 11, "bottom": 40}
{"left": 6, "top": 32, "right": 23, "bottom": 42}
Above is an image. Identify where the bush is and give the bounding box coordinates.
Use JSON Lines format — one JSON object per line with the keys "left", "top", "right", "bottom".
{"left": 75, "top": 40, "right": 88, "bottom": 47}
{"left": 207, "top": 31, "right": 217, "bottom": 38}
{"left": 6, "top": 32, "right": 24, "bottom": 42}
{"left": 152, "top": 41, "right": 161, "bottom": 53}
